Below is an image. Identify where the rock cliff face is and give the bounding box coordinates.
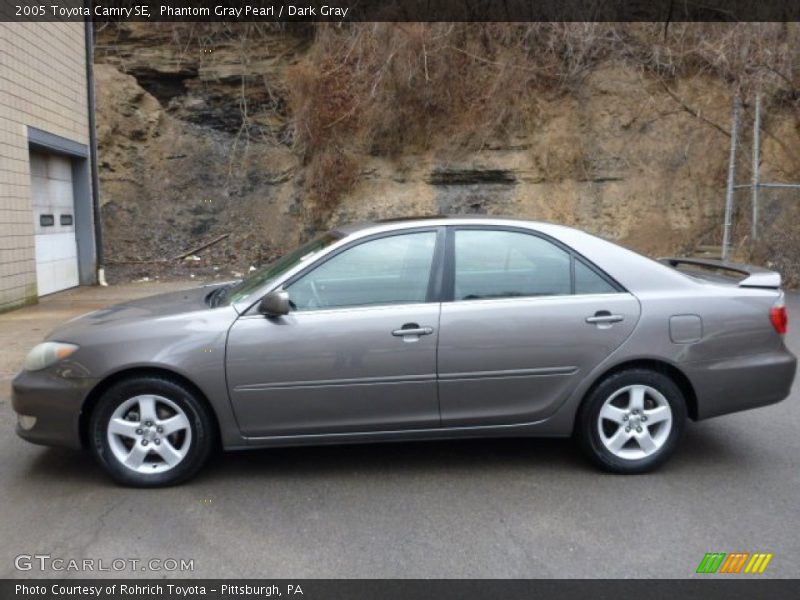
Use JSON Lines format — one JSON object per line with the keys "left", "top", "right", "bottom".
{"left": 93, "top": 24, "right": 800, "bottom": 282}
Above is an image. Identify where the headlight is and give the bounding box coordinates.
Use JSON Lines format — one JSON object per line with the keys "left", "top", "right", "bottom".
{"left": 23, "top": 342, "right": 79, "bottom": 371}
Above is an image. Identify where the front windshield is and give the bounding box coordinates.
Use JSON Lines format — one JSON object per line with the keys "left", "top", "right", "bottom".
{"left": 224, "top": 232, "right": 343, "bottom": 305}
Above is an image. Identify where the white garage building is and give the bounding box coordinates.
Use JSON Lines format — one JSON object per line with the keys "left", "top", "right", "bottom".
{"left": 0, "top": 20, "right": 101, "bottom": 312}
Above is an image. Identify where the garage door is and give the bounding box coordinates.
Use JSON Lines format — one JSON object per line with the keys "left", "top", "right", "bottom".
{"left": 30, "top": 152, "right": 79, "bottom": 296}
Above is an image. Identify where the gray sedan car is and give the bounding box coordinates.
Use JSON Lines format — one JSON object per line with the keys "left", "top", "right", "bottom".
{"left": 12, "top": 217, "right": 797, "bottom": 486}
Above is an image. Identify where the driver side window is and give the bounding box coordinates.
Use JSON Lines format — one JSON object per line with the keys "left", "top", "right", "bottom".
{"left": 286, "top": 231, "right": 437, "bottom": 311}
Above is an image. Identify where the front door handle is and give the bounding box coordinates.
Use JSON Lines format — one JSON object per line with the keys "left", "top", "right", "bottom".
{"left": 586, "top": 311, "right": 624, "bottom": 325}
{"left": 392, "top": 323, "right": 434, "bottom": 337}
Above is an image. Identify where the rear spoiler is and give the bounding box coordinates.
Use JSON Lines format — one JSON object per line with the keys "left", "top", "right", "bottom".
{"left": 658, "top": 257, "right": 781, "bottom": 289}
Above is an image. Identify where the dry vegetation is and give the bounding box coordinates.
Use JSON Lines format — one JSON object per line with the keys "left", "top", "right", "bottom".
{"left": 105, "top": 22, "right": 800, "bottom": 212}
{"left": 282, "top": 23, "right": 800, "bottom": 215}
{"left": 97, "top": 22, "right": 800, "bottom": 282}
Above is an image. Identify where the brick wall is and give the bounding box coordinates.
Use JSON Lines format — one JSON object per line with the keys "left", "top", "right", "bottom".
{"left": 0, "top": 22, "right": 90, "bottom": 311}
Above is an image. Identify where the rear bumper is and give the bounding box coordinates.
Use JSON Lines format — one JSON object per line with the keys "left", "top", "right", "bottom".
{"left": 11, "top": 370, "right": 97, "bottom": 449}
{"left": 685, "top": 349, "right": 797, "bottom": 420}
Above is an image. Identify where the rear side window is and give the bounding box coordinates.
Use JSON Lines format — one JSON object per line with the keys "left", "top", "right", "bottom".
{"left": 454, "top": 230, "right": 572, "bottom": 300}
{"left": 453, "top": 229, "right": 620, "bottom": 301}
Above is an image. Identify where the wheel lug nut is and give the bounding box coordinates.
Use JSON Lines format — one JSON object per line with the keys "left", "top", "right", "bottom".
{"left": 623, "top": 415, "right": 629, "bottom": 421}
{"left": 142, "top": 440, "right": 149, "bottom": 446}
{"left": 156, "top": 426, "right": 163, "bottom": 433}
{"left": 641, "top": 416, "right": 647, "bottom": 422}
{"left": 135, "top": 428, "right": 143, "bottom": 435}
{"left": 154, "top": 438, "right": 161, "bottom": 445}
{"left": 144, "top": 421, "right": 153, "bottom": 427}
{"left": 636, "top": 426, "right": 643, "bottom": 433}
{"left": 625, "top": 426, "right": 631, "bottom": 432}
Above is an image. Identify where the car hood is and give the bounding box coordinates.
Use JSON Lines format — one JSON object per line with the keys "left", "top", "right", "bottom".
{"left": 46, "top": 284, "right": 225, "bottom": 342}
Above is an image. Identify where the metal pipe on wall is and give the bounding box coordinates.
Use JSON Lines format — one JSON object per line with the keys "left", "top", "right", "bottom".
{"left": 84, "top": 7, "right": 106, "bottom": 286}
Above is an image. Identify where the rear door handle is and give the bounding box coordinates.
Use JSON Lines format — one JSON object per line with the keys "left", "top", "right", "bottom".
{"left": 586, "top": 312, "right": 624, "bottom": 324}
{"left": 392, "top": 323, "right": 434, "bottom": 337}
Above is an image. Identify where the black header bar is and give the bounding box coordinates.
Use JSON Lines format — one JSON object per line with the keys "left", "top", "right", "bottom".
{"left": 3, "top": 0, "right": 800, "bottom": 23}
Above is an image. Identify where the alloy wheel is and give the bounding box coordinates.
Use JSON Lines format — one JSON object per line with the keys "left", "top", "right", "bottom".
{"left": 106, "top": 394, "right": 192, "bottom": 474}
{"left": 597, "top": 384, "right": 673, "bottom": 460}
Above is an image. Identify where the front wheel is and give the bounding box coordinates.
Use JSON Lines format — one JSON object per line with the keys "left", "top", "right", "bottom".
{"left": 89, "top": 377, "right": 214, "bottom": 487}
{"left": 576, "top": 369, "right": 687, "bottom": 474}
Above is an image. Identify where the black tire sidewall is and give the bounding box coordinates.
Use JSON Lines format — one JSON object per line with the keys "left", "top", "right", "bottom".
{"left": 89, "top": 377, "right": 214, "bottom": 487}
{"left": 578, "top": 369, "right": 687, "bottom": 474}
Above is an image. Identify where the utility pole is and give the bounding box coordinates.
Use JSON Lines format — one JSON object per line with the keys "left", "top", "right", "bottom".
{"left": 722, "top": 97, "right": 740, "bottom": 262}
{"left": 751, "top": 94, "right": 761, "bottom": 241}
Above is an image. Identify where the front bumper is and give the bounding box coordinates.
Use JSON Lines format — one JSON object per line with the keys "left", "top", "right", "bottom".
{"left": 11, "top": 370, "right": 97, "bottom": 449}
{"left": 686, "top": 348, "right": 797, "bottom": 420}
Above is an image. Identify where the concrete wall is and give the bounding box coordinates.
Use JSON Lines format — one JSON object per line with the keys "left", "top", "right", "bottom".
{"left": 0, "top": 22, "right": 93, "bottom": 312}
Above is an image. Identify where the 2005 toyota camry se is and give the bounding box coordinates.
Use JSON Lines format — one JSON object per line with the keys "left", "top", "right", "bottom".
{"left": 12, "top": 217, "right": 797, "bottom": 486}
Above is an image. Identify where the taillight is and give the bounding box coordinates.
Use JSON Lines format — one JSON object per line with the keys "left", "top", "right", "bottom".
{"left": 770, "top": 305, "right": 788, "bottom": 335}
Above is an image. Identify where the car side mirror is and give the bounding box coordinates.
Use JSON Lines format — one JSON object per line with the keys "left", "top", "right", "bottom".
{"left": 259, "top": 290, "right": 291, "bottom": 317}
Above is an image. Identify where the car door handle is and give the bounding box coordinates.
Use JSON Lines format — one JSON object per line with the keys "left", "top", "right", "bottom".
{"left": 586, "top": 312, "right": 624, "bottom": 324}
{"left": 392, "top": 324, "right": 434, "bottom": 337}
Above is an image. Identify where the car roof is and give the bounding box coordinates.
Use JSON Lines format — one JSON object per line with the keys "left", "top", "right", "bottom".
{"left": 334, "top": 215, "right": 558, "bottom": 236}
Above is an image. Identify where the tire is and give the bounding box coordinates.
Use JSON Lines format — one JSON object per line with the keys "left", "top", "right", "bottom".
{"left": 576, "top": 368, "right": 687, "bottom": 474}
{"left": 89, "top": 376, "right": 215, "bottom": 487}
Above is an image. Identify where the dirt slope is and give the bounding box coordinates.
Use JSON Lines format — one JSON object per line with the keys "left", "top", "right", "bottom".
{"left": 93, "top": 23, "right": 800, "bottom": 284}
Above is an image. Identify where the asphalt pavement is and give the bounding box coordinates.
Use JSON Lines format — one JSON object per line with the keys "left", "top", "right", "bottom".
{"left": 0, "top": 283, "right": 797, "bottom": 578}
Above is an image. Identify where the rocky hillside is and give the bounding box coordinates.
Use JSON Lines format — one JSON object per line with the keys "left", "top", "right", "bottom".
{"left": 93, "top": 23, "right": 800, "bottom": 284}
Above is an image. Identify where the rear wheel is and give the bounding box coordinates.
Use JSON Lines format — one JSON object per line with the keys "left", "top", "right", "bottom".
{"left": 89, "top": 377, "right": 214, "bottom": 487}
{"left": 577, "top": 369, "right": 687, "bottom": 473}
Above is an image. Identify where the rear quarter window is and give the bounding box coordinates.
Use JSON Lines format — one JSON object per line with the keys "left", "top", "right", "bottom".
{"left": 575, "top": 259, "right": 619, "bottom": 294}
